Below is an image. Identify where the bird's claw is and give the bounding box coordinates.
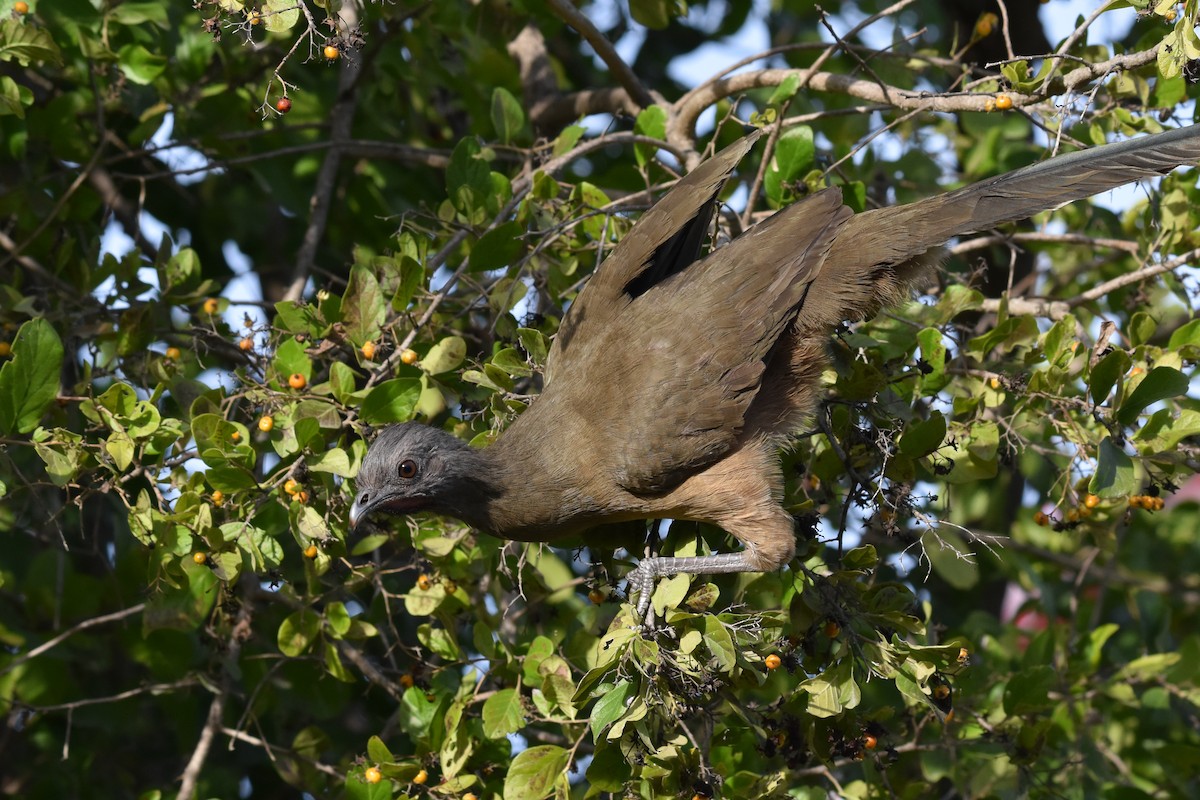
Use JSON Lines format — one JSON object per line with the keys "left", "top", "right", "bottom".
{"left": 627, "top": 561, "right": 662, "bottom": 628}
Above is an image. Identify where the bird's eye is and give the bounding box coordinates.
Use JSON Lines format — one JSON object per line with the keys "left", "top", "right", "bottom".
{"left": 398, "top": 459, "right": 418, "bottom": 480}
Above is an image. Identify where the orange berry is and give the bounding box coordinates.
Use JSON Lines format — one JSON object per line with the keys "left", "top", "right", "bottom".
{"left": 765, "top": 653, "right": 782, "bottom": 670}
{"left": 1129, "top": 495, "right": 1143, "bottom": 509}
{"left": 1084, "top": 494, "right": 1100, "bottom": 509}
{"left": 304, "top": 544, "right": 319, "bottom": 559}
{"left": 984, "top": 98, "right": 996, "bottom": 113}
{"left": 230, "top": 431, "right": 241, "bottom": 442}
{"left": 933, "top": 684, "right": 951, "bottom": 700}
{"left": 417, "top": 574, "right": 432, "bottom": 591}
{"left": 1151, "top": 496, "right": 1165, "bottom": 511}
{"left": 258, "top": 416, "right": 274, "bottom": 432}
{"left": 443, "top": 580, "right": 458, "bottom": 594}
{"left": 364, "top": 766, "right": 382, "bottom": 784}
{"left": 1033, "top": 511, "right": 1049, "bottom": 526}
{"left": 588, "top": 589, "right": 605, "bottom": 604}
{"left": 399, "top": 673, "right": 415, "bottom": 688}
{"left": 202, "top": 297, "right": 220, "bottom": 315}
{"left": 823, "top": 620, "right": 840, "bottom": 638}
{"left": 1066, "top": 509, "right": 1080, "bottom": 522}
{"left": 275, "top": 97, "right": 292, "bottom": 114}
{"left": 14, "top": 1, "right": 28, "bottom": 14}
{"left": 863, "top": 733, "right": 878, "bottom": 750}
{"left": 165, "top": 346, "right": 181, "bottom": 360}
{"left": 974, "top": 12, "right": 997, "bottom": 37}
{"left": 1165, "top": 7, "right": 1177, "bottom": 21}
{"left": 361, "top": 341, "right": 377, "bottom": 360}
{"left": 0, "top": 342, "right": 9, "bottom": 357}
{"left": 193, "top": 551, "right": 207, "bottom": 564}
{"left": 463, "top": 794, "right": 478, "bottom": 800}
{"left": 400, "top": 348, "right": 418, "bottom": 366}
{"left": 211, "top": 490, "right": 224, "bottom": 506}
{"left": 247, "top": 11, "right": 262, "bottom": 24}
{"left": 324, "top": 44, "right": 340, "bottom": 60}
{"left": 295, "top": 490, "right": 309, "bottom": 504}
{"left": 284, "top": 479, "right": 300, "bottom": 495}
{"left": 413, "top": 769, "right": 428, "bottom": 785}
{"left": 288, "top": 373, "right": 306, "bottom": 390}
{"left": 995, "top": 94, "right": 1013, "bottom": 110}
{"left": 988, "top": 376, "right": 1001, "bottom": 390}
{"left": 239, "top": 337, "right": 253, "bottom": 351}
{"left": 958, "top": 646, "right": 970, "bottom": 664}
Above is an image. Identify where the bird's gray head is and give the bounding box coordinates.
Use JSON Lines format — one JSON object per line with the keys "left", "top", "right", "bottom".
{"left": 349, "top": 422, "right": 489, "bottom": 529}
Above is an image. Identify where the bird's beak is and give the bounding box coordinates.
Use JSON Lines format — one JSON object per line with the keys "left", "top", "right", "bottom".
{"left": 348, "top": 497, "right": 367, "bottom": 529}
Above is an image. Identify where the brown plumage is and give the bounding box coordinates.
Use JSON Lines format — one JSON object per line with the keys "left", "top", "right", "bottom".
{"left": 350, "top": 125, "right": 1200, "bottom": 618}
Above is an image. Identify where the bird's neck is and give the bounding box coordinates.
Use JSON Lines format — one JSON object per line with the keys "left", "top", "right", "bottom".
{"left": 451, "top": 426, "right": 586, "bottom": 541}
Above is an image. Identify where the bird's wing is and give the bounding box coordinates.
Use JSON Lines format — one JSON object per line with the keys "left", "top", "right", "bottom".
{"left": 545, "top": 132, "right": 762, "bottom": 386}
{"left": 571, "top": 189, "right": 851, "bottom": 494}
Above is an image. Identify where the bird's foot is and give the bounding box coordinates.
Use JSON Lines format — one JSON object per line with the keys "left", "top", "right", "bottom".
{"left": 626, "top": 560, "right": 665, "bottom": 627}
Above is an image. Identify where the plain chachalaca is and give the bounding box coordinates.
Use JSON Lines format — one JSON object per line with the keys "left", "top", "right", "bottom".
{"left": 349, "top": 125, "right": 1200, "bottom": 618}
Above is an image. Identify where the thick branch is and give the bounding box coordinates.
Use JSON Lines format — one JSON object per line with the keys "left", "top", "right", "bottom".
{"left": 545, "top": 0, "right": 655, "bottom": 109}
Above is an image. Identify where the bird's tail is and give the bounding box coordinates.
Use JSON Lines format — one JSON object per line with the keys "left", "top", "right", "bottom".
{"left": 819, "top": 124, "right": 1200, "bottom": 320}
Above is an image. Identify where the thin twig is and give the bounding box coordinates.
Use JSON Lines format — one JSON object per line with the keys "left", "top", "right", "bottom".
{"left": 2, "top": 603, "right": 146, "bottom": 675}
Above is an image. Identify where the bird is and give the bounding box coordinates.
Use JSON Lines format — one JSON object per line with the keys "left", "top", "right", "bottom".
{"left": 349, "top": 124, "right": 1200, "bottom": 620}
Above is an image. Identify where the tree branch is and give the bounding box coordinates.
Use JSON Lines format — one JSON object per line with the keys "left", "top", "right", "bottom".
{"left": 545, "top": 0, "right": 655, "bottom": 109}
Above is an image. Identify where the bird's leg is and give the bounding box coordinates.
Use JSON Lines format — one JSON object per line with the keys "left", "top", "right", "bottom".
{"left": 639, "top": 520, "right": 664, "bottom": 626}
{"left": 628, "top": 507, "right": 797, "bottom": 624}
{"left": 628, "top": 551, "right": 772, "bottom": 624}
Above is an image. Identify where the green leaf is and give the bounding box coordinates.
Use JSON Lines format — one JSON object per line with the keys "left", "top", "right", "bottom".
{"left": 0, "top": 74, "right": 32, "bottom": 117}
{"left": 422, "top": 336, "right": 467, "bottom": 375}
{"left": 916, "top": 328, "right": 948, "bottom": 393}
{"left": 351, "top": 533, "right": 389, "bottom": 556}
{"left": 763, "top": 126, "right": 814, "bottom": 207}
{"left": 0, "top": 18, "right": 63, "bottom": 67}
{"left": 517, "top": 327, "right": 549, "bottom": 366}
{"left": 360, "top": 379, "right": 420, "bottom": 424}
{"left": 417, "top": 623, "right": 461, "bottom": 660}
{"left": 843, "top": 545, "right": 879, "bottom": 571}
{"left": 108, "top": 2, "right": 169, "bottom": 25}
{"left": 922, "top": 528, "right": 979, "bottom": 590}
{"left": 628, "top": 0, "right": 677, "bottom": 28}
{"left": 482, "top": 688, "right": 526, "bottom": 739}
{"left": 0, "top": 318, "right": 63, "bottom": 434}
{"left": 589, "top": 679, "right": 634, "bottom": 737}
{"left": 447, "top": 137, "right": 490, "bottom": 212}
{"left": 342, "top": 265, "right": 387, "bottom": 346}
{"left": 117, "top": 43, "right": 167, "bottom": 85}
{"left": 767, "top": 73, "right": 803, "bottom": 106}
{"left": 1127, "top": 312, "right": 1158, "bottom": 347}
{"left": 1003, "top": 665, "right": 1056, "bottom": 715}
{"left": 278, "top": 609, "right": 320, "bottom": 657}
{"left": 468, "top": 221, "right": 526, "bottom": 273}
{"left": 1116, "top": 366, "right": 1189, "bottom": 426}
{"left": 503, "top": 745, "right": 569, "bottom": 800}
{"left": 899, "top": 411, "right": 946, "bottom": 458}
{"left": 1089, "top": 350, "right": 1130, "bottom": 405}
{"left": 633, "top": 105, "right": 667, "bottom": 166}
{"left": 490, "top": 87, "right": 525, "bottom": 144}
{"left": 263, "top": 0, "right": 300, "bottom": 32}
{"left": 702, "top": 616, "right": 736, "bottom": 672}
{"left": 366, "top": 735, "right": 393, "bottom": 765}
{"left": 1090, "top": 436, "right": 1137, "bottom": 498}
{"left": 1167, "top": 318, "right": 1200, "bottom": 349}
{"left": 491, "top": 347, "right": 531, "bottom": 377}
